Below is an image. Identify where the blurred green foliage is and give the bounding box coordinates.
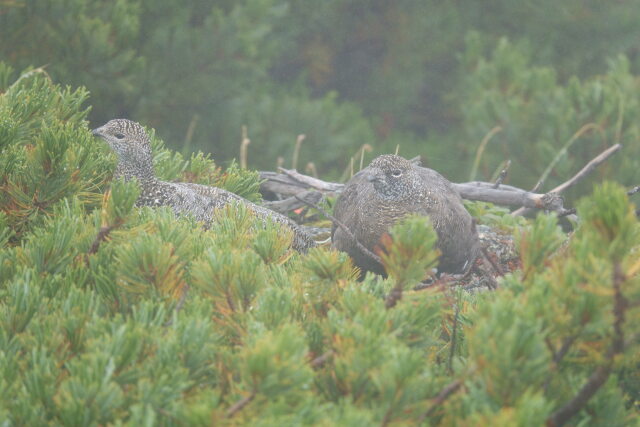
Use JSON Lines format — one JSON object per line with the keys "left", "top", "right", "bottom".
{"left": 2, "top": 0, "right": 639, "bottom": 189}
{"left": 0, "top": 69, "right": 639, "bottom": 424}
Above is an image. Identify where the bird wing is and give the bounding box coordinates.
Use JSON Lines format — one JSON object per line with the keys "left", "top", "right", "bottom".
{"left": 414, "top": 166, "right": 479, "bottom": 273}
{"left": 174, "top": 182, "right": 315, "bottom": 251}
{"left": 331, "top": 170, "right": 369, "bottom": 240}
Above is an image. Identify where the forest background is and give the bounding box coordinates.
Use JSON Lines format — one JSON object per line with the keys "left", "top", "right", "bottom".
{"left": 2, "top": 0, "right": 640, "bottom": 195}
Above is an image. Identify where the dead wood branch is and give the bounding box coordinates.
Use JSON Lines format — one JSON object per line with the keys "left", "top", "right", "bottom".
{"left": 310, "top": 350, "right": 334, "bottom": 368}
{"left": 512, "top": 144, "right": 622, "bottom": 216}
{"left": 417, "top": 379, "right": 463, "bottom": 423}
{"left": 225, "top": 392, "right": 256, "bottom": 419}
{"left": 278, "top": 167, "right": 344, "bottom": 192}
{"left": 260, "top": 171, "right": 569, "bottom": 214}
{"left": 453, "top": 183, "right": 568, "bottom": 214}
{"left": 258, "top": 144, "right": 622, "bottom": 217}
{"left": 385, "top": 284, "right": 403, "bottom": 309}
{"left": 263, "top": 190, "right": 323, "bottom": 214}
{"left": 493, "top": 160, "right": 511, "bottom": 188}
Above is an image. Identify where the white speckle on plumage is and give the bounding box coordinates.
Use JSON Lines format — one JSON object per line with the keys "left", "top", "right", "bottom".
{"left": 92, "top": 118, "right": 315, "bottom": 251}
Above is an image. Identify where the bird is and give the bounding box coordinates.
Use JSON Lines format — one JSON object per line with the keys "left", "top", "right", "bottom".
{"left": 331, "top": 154, "right": 479, "bottom": 276}
{"left": 92, "top": 118, "right": 316, "bottom": 251}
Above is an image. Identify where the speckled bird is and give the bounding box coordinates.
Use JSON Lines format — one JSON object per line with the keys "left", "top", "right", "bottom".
{"left": 332, "top": 154, "right": 479, "bottom": 275}
{"left": 92, "top": 118, "right": 315, "bottom": 251}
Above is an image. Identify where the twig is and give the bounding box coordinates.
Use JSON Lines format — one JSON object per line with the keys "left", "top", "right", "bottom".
{"left": 543, "top": 332, "right": 581, "bottom": 393}
{"left": 417, "top": 379, "right": 463, "bottom": 423}
{"left": 258, "top": 145, "right": 620, "bottom": 215}
{"left": 413, "top": 274, "right": 455, "bottom": 291}
{"left": 493, "top": 160, "right": 511, "bottom": 189}
{"left": 183, "top": 114, "right": 200, "bottom": 150}
{"left": 7, "top": 66, "right": 52, "bottom": 90}
{"left": 305, "top": 162, "right": 318, "bottom": 178}
{"left": 240, "top": 126, "right": 251, "bottom": 169}
{"left": 448, "top": 302, "right": 460, "bottom": 375}
{"left": 87, "top": 225, "right": 115, "bottom": 256}
{"left": 291, "top": 134, "right": 306, "bottom": 170}
{"left": 293, "top": 195, "right": 382, "bottom": 265}
{"left": 277, "top": 168, "right": 344, "bottom": 192}
{"left": 481, "top": 246, "right": 503, "bottom": 279}
{"left": 384, "top": 285, "right": 403, "bottom": 309}
{"left": 535, "top": 123, "right": 605, "bottom": 194}
{"left": 84, "top": 219, "right": 123, "bottom": 265}
{"left": 554, "top": 334, "right": 580, "bottom": 365}
{"left": 530, "top": 180, "right": 544, "bottom": 193}
{"left": 453, "top": 183, "right": 566, "bottom": 212}
{"left": 556, "top": 208, "right": 577, "bottom": 218}
{"left": 310, "top": 350, "right": 334, "bottom": 368}
{"left": 469, "top": 126, "right": 502, "bottom": 181}
{"left": 513, "top": 144, "right": 622, "bottom": 216}
{"left": 546, "top": 263, "right": 628, "bottom": 427}
{"left": 162, "top": 285, "right": 190, "bottom": 327}
{"left": 225, "top": 392, "right": 256, "bottom": 419}
{"left": 549, "top": 143, "right": 621, "bottom": 194}
{"left": 264, "top": 190, "right": 323, "bottom": 214}
{"left": 359, "top": 144, "right": 372, "bottom": 171}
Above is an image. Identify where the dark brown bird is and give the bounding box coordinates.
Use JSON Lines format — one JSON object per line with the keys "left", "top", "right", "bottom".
{"left": 332, "top": 154, "right": 479, "bottom": 275}
{"left": 92, "top": 119, "right": 316, "bottom": 251}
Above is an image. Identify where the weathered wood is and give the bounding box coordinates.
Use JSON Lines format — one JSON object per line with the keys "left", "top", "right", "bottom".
{"left": 258, "top": 144, "right": 623, "bottom": 217}
{"left": 277, "top": 167, "right": 344, "bottom": 192}
{"left": 512, "top": 143, "right": 622, "bottom": 216}
{"left": 263, "top": 190, "right": 323, "bottom": 213}
{"left": 452, "top": 183, "right": 566, "bottom": 212}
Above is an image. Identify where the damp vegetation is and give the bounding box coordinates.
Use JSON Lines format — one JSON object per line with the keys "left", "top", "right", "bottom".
{"left": 0, "top": 65, "right": 639, "bottom": 425}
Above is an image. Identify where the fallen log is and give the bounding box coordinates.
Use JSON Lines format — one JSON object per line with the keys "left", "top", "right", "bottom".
{"left": 258, "top": 144, "right": 625, "bottom": 218}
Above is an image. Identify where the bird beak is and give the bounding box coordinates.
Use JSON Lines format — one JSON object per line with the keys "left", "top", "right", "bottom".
{"left": 366, "top": 170, "right": 383, "bottom": 183}
{"left": 91, "top": 126, "right": 104, "bottom": 137}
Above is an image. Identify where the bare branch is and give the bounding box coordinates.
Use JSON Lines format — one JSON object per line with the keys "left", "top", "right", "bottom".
{"left": 493, "top": 160, "right": 511, "bottom": 189}
{"left": 549, "top": 144, "right": 622, "bottom": 195}
{"left": 163, "top": 285, "right": 190, "bottom": 327}
{"left": 513, "top": 144, "right": 622, "bottom": 216}
{"left": 453, "top": 183, "right": 567, "bottom": 213}
{"left": 87, "top": 225, "right": 115, "bottom": 256}
{"left": 291, "top": 134, "right": 306, "bottom": 170}
{"left": 417, "top": 379, "right": 463, "bottom": 423}
{"left": 384, "top": 285, "right": 403, "bottom": 309}
{"left": 534, "top": 123, "right": 606, "bottom": 193}
{"left": 263, "top": 190, "right": 323, "bottom": 214}
{"left": 258, "top": 143, "right": 622, "bottom": 216}
{"left": 85, "top": 218, "right": 124, "bottom": 265}
{"left": 240, "top": 125, "right": 250, "bottom": 169}
{"left": 225, "top": 392, "right": 256, "bottom": 419}
{"left": 278, "top": 167, "right": 344, "bottom": 192}
{"left": 310, "top": 350, "right": 334, "bottom": 368}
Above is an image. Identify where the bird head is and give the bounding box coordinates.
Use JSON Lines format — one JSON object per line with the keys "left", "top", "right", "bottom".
{"left": 366, "top": 154, "right": 416, "bottom": 200}
{"left": 92, "top": 119, "right": 154, "bottom": 179}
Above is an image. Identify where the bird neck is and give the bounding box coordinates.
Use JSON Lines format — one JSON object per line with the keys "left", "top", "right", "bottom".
{"left": 114, "top": 151, "right": 157, "bottom": 183}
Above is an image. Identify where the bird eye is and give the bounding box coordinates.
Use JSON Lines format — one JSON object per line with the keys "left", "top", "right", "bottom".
{"left": 391, "top": 169, "right": 402, "bottom": 178}
{"left": 114, "top": 133, "right": 125, "bottom": 140}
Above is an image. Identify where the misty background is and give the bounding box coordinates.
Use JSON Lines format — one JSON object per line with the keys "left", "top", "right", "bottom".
{"left": 2, "top": 0, "right": 639, "bottom": 199}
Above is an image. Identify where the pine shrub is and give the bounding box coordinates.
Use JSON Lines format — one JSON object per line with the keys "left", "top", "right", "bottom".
{"left": 0, "top": 65, "right": 638, "bottom": 425}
